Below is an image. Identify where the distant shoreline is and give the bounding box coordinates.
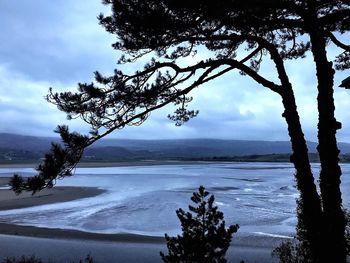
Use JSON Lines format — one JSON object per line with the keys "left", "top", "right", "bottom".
{"left": 3, "top": 152, "right": 348, "bottom": 167}
{"left": 0, "top": 160, "right": 235, "bottom": 169}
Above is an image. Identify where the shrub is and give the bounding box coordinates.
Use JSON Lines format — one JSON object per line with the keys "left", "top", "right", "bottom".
{"left": 272, "top": 239, "right": 311, "bottom": 263}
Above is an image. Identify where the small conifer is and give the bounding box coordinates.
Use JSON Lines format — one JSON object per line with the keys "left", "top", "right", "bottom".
{"left": 160, "top": 186, "right": 239, "bottom": 263}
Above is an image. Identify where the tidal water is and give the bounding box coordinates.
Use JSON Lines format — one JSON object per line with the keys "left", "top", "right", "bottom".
{"left": 0, "top": 162, "right": 349, "bottom": 239}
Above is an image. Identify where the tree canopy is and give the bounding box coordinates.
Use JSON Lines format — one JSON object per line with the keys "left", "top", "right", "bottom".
{"left": 11, "top": 1, "right": 350, "bottom": 262}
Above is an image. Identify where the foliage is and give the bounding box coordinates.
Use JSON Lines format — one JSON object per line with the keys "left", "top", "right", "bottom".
{"left": 272, "top": 240, "right": 311, "bottom": 263}
{"left": 160, "top": 186, "right": 238, "bottom": 263}
{"left": 273, "top": 209, "right": 350, "bottom": 262}
{"left": 10, "top": 126, "right": 88, "bottom": 194}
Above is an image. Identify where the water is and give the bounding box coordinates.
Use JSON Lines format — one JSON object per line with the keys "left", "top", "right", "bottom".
{"left": 0, "top": 162, "right": 349, "bottom": 239}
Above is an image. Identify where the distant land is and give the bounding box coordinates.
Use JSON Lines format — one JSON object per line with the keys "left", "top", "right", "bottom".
{"left": 1, "top": 133, "right": 350, "bottom": 164}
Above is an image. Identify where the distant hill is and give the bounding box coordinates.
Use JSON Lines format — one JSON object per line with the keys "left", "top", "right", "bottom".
{"left": 1, "top": 133, "right": 350, "bottom": 163}
{"left": 0, "top": 133, "right": 56, "bottom": 152}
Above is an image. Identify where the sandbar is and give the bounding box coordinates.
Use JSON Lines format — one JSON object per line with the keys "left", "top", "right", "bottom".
{"left": 0, "top": 178, "right": 105, "bottom": 211}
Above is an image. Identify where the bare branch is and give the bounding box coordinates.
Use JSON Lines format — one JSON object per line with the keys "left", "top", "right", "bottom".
{"left": 328, "top": 32, "right": 350, "bottom": 51}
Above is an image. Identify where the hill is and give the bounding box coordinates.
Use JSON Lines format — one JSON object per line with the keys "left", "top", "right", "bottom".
{"left": 1, "top": 133, "right": 350, "bottom": 163}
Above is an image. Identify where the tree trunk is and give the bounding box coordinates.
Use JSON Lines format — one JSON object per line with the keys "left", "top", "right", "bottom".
{"left": 309, "top": 28, "right": 347, "bottom": 262}
{"left": 280, "top": 86, "right": 323, "bottom": 262}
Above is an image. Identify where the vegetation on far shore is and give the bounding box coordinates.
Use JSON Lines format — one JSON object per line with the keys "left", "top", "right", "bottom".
{"left": 3, "top": 152, "right": 350, "bottom": 165}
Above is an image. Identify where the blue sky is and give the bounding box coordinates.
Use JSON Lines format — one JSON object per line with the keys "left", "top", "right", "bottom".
{"left": 1, "top": 1, "right": 350, "bottom": 142}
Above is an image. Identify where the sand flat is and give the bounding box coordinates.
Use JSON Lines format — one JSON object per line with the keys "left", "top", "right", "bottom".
{"left": 0, "top": 163, "right": 282, "bottom": 262}
{"left": 0, "top": 223, "right": 163, "bottom": 243}
{"left": 0, "top": 186, "right": 105, "bottom": 211}
{"left": 0, "top": 233, "right": 279, "bottom": 263}
{"left": 0, "top": 177, "right": 11, "bottom": 187}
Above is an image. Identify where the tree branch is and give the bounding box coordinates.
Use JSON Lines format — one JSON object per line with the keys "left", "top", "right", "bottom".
{"left": 328, "top": 32, "right": 350, "bottom": 51}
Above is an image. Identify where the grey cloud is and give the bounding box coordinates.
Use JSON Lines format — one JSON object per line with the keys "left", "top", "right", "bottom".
{"left": 0, "top": 1, "right": 116, "bottom": 84}
{"left": 1, "top": 1, "right": 349, "bottom": 142}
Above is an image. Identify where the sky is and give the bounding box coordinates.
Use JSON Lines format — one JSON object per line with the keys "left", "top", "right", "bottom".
{"left": 1, "top": 1, "right": 350, "bottom": 142}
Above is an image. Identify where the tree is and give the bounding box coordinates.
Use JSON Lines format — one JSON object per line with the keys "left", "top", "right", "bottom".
{"left": 273, "top": 210, "right": 350, "bottom": 263}
{"left": 11, "top": 1, "right": 350, "bottom": 262}
{"left": 160, "top": 186, "right": 238, "bottom": 263}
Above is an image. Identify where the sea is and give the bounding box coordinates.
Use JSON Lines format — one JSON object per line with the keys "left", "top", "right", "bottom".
{"left": 0, "top": 162, "right": 349, "bottom": 239}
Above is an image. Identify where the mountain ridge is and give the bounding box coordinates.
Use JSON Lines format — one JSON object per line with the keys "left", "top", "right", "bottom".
{"left": 1, "top": 133, "right": 350, "bottom": 163}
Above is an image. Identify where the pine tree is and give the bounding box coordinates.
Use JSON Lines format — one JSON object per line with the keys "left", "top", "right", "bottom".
{"left": 160, "top": 186, "right": 238, "bottom": 263}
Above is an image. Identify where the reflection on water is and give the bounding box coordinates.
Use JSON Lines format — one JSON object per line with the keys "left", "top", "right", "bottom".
{"left": 0, "top": 162, "right": 349, "bottom": 238}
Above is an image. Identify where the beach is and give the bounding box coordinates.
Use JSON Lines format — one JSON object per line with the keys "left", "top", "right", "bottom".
{"left": 0, "top": 234, "right": 277, "bottom": 263}
{"left": 0, "top": 228, "right": 278, "bottom": 263}
{"left": 0, "top": 184, "right": 279, "bottom": 263}
{"left": 0, "top": 185, "right": 279, "bottom": 263}
{"left": 0, "top": 164, "right": 286, "bottom": 262}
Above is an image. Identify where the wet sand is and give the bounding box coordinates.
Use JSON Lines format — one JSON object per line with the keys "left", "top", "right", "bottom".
{"left": 0, "top": 177, "right": 105, "bottom": 211}
{"left": 0, "top": 223, "right": 163, "bottom": 243}
{"left": 0, "top": 228, "right": 279, "bottom": 263}
{"left": 0, "top": 233, "right": 278, "bottom": 263}
{"left": 0, "top": 217, "right": 281, "bottom": 263}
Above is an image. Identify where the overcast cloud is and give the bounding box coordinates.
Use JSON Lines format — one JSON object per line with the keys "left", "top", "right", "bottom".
{"left": 1, "top": 1, "right": 350, "bottom": 142}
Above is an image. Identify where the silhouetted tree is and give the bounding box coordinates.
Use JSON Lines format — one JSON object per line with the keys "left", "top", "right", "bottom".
{"left": 11, "top": 1, "right": 350, "bottom": 262}
{"left": 273, "top": 210, "right": 350, "bottom": 263}
{"left": 10, "top": 126, "right": 88, "bottom": 194}
{"left": 160, "top": 186, "right": 238, "bottom": 263}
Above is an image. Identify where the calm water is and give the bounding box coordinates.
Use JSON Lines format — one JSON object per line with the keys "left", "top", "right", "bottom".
{"left": 0, "top": 162, "right": 349, "bottom": 239}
